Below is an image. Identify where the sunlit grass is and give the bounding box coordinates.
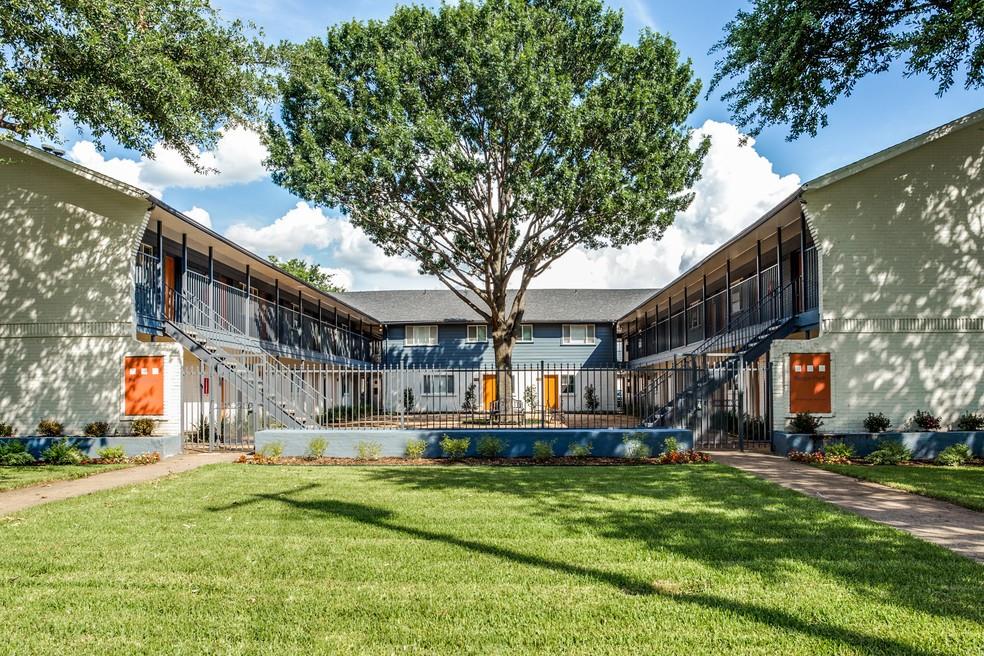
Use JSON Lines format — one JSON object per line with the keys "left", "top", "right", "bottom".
{"left": 0, "top": 463, "right": 980, "bottom": 655}
{"left": 0, "top": 463, "right": 131, "bottom": 492}
{"left": 817, "top": 463, "right": 984, "bottom": 511}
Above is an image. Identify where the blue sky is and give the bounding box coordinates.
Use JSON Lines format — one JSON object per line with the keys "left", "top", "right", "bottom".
{"left": 56, "top": 1, "right": 983, "bottom": 290}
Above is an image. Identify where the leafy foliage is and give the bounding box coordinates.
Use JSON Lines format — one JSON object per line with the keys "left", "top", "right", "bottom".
{"left": 568, "top": 442, "right": 592, "bottom": 458}
{"left": 0, "top": 440, "right": 34, "bottom": 466}
{"left": 267, "top": 0, "right": 707, "bottom": 368}
{"left": 583, "top": 385, "right": 600, "bottom": 412}
{"left": 257, "top": 441, "right": 284, "bottom": 460}
{"left": 130, "top": 418, "right": 157, "bottom": 436}
{"left": 866, "top": 439, "right": 912, "bottom": 465}
{"left": 656, "top": 450, "right": 712, "bottom": 464}
{"left": 954, "top": 412, "right": 984, "bottom": 431}
{"left": 36, "top": 419, "right": 64, "bottom": 437}
{"left": 83, "top": 421, "right": 111, "bottom": 437}
{"left": 0, "top": 421, "right": 13, "bottom": 437}
{"left": 405, "top": 438, "right": 427, "bottom": 460}
{"left": 863, "top": 412, "right": 892, "bottom": 433}
{"left": 710, "top": 1, "right": 984, "bottom": 139}
{"left": 403, "top": 388, "right": 416, "bottom": 414}
{"left": 823, "top": 441, "right": 855, "bottom": 462}
{"left": 267, "top": 256, "right": 345, "bottom": 292}
{"left": 462, "top": 384, "right": 479, "bottom": 412}
{"left": 42, "top": 439, "right": 84, "bottom": 465}
{"left": 522, "top": 385, "right": 537, "bottom": 411}
{"left": 355, "top": 440, "right": 382, "bottom": 461}
{"left": 130, "top": 452, "right": 161, "bottom": 465}
{"left": 661, "top": 437, "right": 679, "bottom": 455}
{"left": 305, "top": 437, "right": 328, "bottom": 459}
{"left": 0, "top": 0, "right": 270, "bottom": 166}
{"left": 440, "top": 436, "right": 470, "bottom": 460}
{"left": 788, "top": 412, "right": 823, "bottom": 435}
{"left": 531, "top": 440, "right": 555, "bottom": 462}
{"left": 476, "top": 435, "right": 505, "bottom": 458}
{"left": 911, "top": 410, "right": 942, "bottom": 431}
{"left": 96, "top": 446, "right": 127, "bottom": 463}
{"left": 622, "top": 432, "right": 651, "bottom": 460}
{"left": 936, "top": 444, "right": 973, "bottom": 467}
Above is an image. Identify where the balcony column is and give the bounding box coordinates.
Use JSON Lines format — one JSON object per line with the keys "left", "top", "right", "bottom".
{"left": 799, "top": 210, "right": 808, "bottom": 312}
{"left": 683, "top": 285, "right": 689, "bottom": 346}
{"left": 776, "top": 225, "right": 784, "bottom": 314}
{"left": 207, "top": 246, "right": 214, "bottom": 329}
{"left": 274, "top": 279, "right": 280, "bottom": 343}
{"left": 655, "top": 301, "right": 660, "bottom": 353}
{"left": 245, "top": 265, "right": 251, "bottom": 337}
{"left": 725, "top": 259, "right": 732, "bottom": 328}
{"left": 701, "top": 275, "right": 707, "bottom": 340}
{"left": 180, "top": 233, "right": 188, "bottom": 322}
{"left": 156, "top": 221, "right": 164, "bottom": 320}
{"left": 755, "top": 240, "right": 762, "bottom": 324}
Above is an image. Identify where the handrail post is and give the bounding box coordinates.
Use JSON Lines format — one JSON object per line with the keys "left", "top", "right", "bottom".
{"left": 156, "top": 220, "right": 164, "bottom": 320}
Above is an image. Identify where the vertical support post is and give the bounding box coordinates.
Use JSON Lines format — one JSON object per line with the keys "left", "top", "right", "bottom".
{"left": 799, "top": 210, "right": 808, "bottom": 312}
{"left": 725, "top": 258, "right": 732, "bottom": 329}
{"left": 654, "top": 304, "right": 660, "bottom": 354}
{"left": 156, "top": 220, "right": 164, "bottom": 320}
{"left": 755, "top": 239, "right": 762, "bottom": 325}
{"left": 208, "top": 363, "right": 216, "bottom": 452}
{"left": 274, "top": 279, "right": 280, "bottom": 344}
{"left": 207, "top": 246, "right": 214, "bottom": 329}
{"left": 701, "top": 274, "right": 707, "bottom": 340}
{"left": 737, "top": 361, "right": 745, "bottom": 452}
{"left": 766, "top": 355, "right": 775, "bottom": 451}
{"left": 180, "top": 233, "right": 188, "bottom": 324}
{"left": 245, "top": 265, "right": 252, "bottom": 338}
{"left": 540, "top": 360, "right": 546, "bottom": 429}
{"left": 776, "top": 225, "right": 784, "bottom": 316}
{"left": 683, "top": 285, "right": 689, "bottom": 346}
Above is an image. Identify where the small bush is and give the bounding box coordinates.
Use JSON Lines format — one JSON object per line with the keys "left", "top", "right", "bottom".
{"left": 130, "top": 452, "right": 161, "bottom": 465}
{"left": 568, "top": 442, "right": 592, "bottom": 458}
{"left": 866, "top": 439, "right": 912, "bottom": 465}
{"left": 0, "top": 440, "right": 34, "bottom": 466}
{"left": 96, "top": 446, "right": 127, "bottom": 463}
{"left": 356, "top": 440, "right": 382, "bottom": 461}
{"left": 476, "top": 435, "right": 505, "bottom": 458}
{"left": 36, "top": 419, "right": 64, "bottom": 437}
{"left": 83, "top": 421, "right": 111, "bottom": 437}
{"left": 440, "top": 435, "right": 470, "bottom": 460}
{"left": 305, "top": 437, "right": 328, "bottom": 459}
{"left": 910, "top": 409, "right": 941, "bottom": 431}
{"left": 257, "top": 441, "right": 284, "bottom": 460}
{"left": 130, "top": 418, "right": 157, "bottom": 436}
{"left": 42, "top": 439, "right": 84, "bottom": 465}
{"left": 788, "top": 413, "right": 823, "bottom": 434}
{"left": 788, "top": 449, "right": 825, "bottom": 464}
{"left": 531, "top": 440, "right": 555, "bottom": 461}
{"left": 622, "top": 432, "right": 651, "bottom": 460}
{"left": 824, "top": 441, "right": 855, "bottom": 463}
{"left": 405, "top": 438, "right": 427, "bottom": 460}
{"left": 658, "top": 450, "right": 712, "bottom": 464}
{"left": 661, "top": 437, "right": 679, "bottom": 455}
{"left": 0, "top": 421, "right": 13, "bottom": 437}
{"left": 863, "top": 412, "right": 891, "bottom": 433}
{"left": 954, "top": 412, "right": 984, "bottom": 431}
{"left": 936, "top": 444, "right": 972, "bottom": 467}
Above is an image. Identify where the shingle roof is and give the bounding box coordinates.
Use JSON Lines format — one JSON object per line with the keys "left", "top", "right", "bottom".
{"left": 334, "top": 288, "right": 658, "bottom": 324}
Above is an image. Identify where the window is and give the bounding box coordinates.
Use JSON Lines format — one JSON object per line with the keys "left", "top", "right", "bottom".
{"left": 423, "top": 374, "right": 455, "bottom": 396}
{"left": 140, "top": 243, "right": 154, "bottom": 257}
{"left": 560, "top": 374, "right": 576, "bottom": 394}
{"left": 518, "top": 324, "right": 533, "bottom": 342}
{"left": 562, "top": 324, "right": 595, "bottom": 345}
{"left": 466, "top": 325, "right": 488, "bottom": 342}
{"left": 789, "top": 353, "right": 831, "bottom": 413}
{"left": 405, "top": 325, "right": 438, "bottom": 346}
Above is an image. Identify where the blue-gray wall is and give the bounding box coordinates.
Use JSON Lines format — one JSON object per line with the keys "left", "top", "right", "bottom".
{"left": 382, "top": 323, "right": 617, "bottom": 367}
{"left": 1, "top": 436, "right": 182, "bottom": 459}
{"left": 773, "top": 431, "right": 984, "bottom": 459}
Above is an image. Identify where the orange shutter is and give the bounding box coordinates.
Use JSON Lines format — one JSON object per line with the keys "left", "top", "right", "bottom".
{"left": 789, "top": 353, "right": 831, "bottom": 413}
{"left": 124, "top": 356, "right": 165, "bottom": 416}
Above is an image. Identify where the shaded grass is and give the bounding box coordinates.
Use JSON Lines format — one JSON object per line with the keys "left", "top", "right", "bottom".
{"left": 0, "top": 463, "right": 981, "bottom": 655}
{"left": 817, "top": 463, "right": 984, "bottom": 511}
{"left": 0, "top": 463, "right": 131, "bottom": 492}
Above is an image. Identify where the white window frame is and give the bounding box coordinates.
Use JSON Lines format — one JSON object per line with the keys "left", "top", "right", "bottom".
{"left": 466, "top": 324, "right": 488, "bottom": 343}
{"left": 562, "top": 323, "right": 596, "bottom": 345}
{"left": 560, "top": 374, "right": 576, "bottom": 395}
{"left": 422, "top": 373, "right": 455, "bottom": 396}
{"left": 517, "top": 324, "right": 534, "bottom": 343}
{"left": 405, "top": 324, "right": 438, "bottom": 347}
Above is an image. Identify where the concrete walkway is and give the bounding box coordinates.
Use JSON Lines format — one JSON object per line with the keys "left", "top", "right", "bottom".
{"left": 0, "top": 452, "right": 238, "bottom": 516}
{"left": 714, "top": 451, "right": 984, "bottom": 563}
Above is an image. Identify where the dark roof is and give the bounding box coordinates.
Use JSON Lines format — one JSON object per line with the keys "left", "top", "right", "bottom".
{"left": 334, "top": 288, "right": 658, "bottom": 324}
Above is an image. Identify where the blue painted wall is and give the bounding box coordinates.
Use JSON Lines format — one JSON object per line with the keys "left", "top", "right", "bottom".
{"left": 257, "top": 428, "right": 692, "bottom": 458}
{"left": 0, "top": 436, "right": 183, "bottom": 459}
{"left": 773, "top": 431, "right": 984, "bottom": 459}
{"left": 382, "top": 323, "right": 617, "bottom": 367}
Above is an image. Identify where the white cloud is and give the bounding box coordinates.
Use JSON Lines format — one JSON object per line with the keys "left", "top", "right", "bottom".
{"left": 67, "top": 127, "right": 268, "bottom": 198}
{"left": 182, "top": 206, "right": 212, "bottom": 228}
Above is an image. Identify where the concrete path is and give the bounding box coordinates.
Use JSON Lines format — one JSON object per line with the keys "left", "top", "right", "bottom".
{"left": 0, "top": 452, "right": 238, "bottom": 516}
{"left": 714, "top": 451, "right": 984, "bottom": 563}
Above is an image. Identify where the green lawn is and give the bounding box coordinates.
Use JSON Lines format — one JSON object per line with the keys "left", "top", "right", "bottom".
{"left": 0, "top": 464, "right": 981, "bottom": 655}
{"left": 817, "top": 463, "right": 984, "bottom": 511}
{"left": 0, "top": 463, "right": 131, "bottom": 492}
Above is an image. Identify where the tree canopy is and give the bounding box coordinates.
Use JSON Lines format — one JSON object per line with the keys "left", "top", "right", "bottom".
{"left": 710, "top": 0, "right": 984, "bottom": 139}
{"left": 0, "top": 0, "right": 269, "bottom": 166}
{"left": 266, "top": 0, "right": 707, "bottom": 370}
{"left": 268, "top": 256, "right": 345, "bottom": 293}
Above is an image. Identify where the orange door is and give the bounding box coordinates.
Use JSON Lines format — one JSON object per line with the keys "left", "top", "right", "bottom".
{"left": 543, "top": 375, "right": 559, "bottom": 410}
{"left": 482, "top": 374, "right": 497, "bottom": 410}
{"left": 789, "top": 353, "right": 831, "bottom": 413}
{"left": 163, "top": 256, "right": 177, "bottom": 320}
{"left": 124, "top": 356, "right": 165, "bottom": 416}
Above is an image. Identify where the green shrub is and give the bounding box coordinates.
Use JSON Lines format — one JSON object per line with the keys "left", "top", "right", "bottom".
{"left": 36, "top": 418, "right": 64, "bottom": 437}
{"left": 865, "top": 439, "right": 912, "bottom": 465}
{"left": 42, "top": 439, "right": 84, "bottom": 465}
{"left": 405, "top": 438, "right": 427, "bottom": 460}
{"left": 824, "top": 441, "right": 854, "bottom": 459}
{"left": 440, "top": 435, "right": 470, "bottom": 460}
{"left": 96, "top": 446, "right": 127, "bottom": 463}
{"left": 257, "top": 441, "right": 284, "bottom": 460}
{"left": 0, "top": 421, "right": 13, "bottom": 437}
{"left": 910, "top": 409, "right": 941, "bottom": 431}
{"left": 788, "top": 413, "right": 823, "bottom": 434}
{"left": 863, "top": 412, "right": 891, "bottom": 433}
{"left": 306, "top": 437, "right": 328, "bottom": 459}
{"left": 476, "top": 435, "right": 505, "bottom": 458}
{"left": 130, "top": 418, "right": 157, "bottom": 436}
{"left": 355, "top": 440, "right": 382, "bottom": 461}
{"left": 531, "top": 440, "right": 555, "bottom": 461}
{"left": 568, "top": 442, "right": 592, "bottom": 458}
{"left": 936, "top": 444, "right": 972, "bottom": 467}
{"left": 954, "top": 412, "right": 984, "bottom": 431}
{"left": 83, "top": 421, "right": 111, "bottom": 437}
{"left": 622, "top": 433, "right": 651, "bottom": 460}
{"left": 0, "top": 440, "right": 34, "bottom": 466}
{"left": 661, "top": 436, "right": 679, "bottom": 455}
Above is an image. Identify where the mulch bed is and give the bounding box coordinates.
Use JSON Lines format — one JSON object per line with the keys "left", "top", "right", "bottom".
{"left": 237, "top": 455, "right": 711, "bottom": 467}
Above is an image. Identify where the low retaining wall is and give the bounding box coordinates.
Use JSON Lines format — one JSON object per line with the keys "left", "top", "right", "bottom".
{"left": 773, "top": 431, "right": 984, "bottom": 459}
{"left": 255, "top": 428, "right": 693, "bottom": 459}
{"left": 0, "top": 436, "right": 183, "bottom": 459}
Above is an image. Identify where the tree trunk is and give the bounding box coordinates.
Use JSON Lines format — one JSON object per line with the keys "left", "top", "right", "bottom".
{"left": 492, "top": 327, "right": 514, "bottom": 411}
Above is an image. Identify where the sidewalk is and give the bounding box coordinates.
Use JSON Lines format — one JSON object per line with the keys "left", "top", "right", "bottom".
{"left": 0, "top": 452, "right": 239, "bottom": 516}
{"left": 714, "top": 451, "right": 984, "bottom": 563}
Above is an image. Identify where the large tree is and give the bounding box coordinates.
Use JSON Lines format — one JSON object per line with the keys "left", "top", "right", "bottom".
{"left": 0, "top": 0, "right": 268, "bottom": 166}
{"left": 266, "top": 0, "right": 706, "bottom": 394}
{"left": 710, "top": 0, "right": 984, "bottom": 139}
{"left": 268, "top": 256, "right": 346, "bottom": 293}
